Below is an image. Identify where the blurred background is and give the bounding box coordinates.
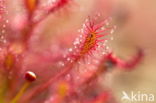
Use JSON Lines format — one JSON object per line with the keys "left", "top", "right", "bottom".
{"left": 4, "top": 0, "right": 156, "bottom": 103}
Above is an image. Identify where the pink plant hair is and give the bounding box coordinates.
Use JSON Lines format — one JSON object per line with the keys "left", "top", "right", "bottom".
{"left": 67, "top": 16, "right": 115, "bottom": 61}
{"left": 0, "top": 0, "right": 144, "bottom": 103}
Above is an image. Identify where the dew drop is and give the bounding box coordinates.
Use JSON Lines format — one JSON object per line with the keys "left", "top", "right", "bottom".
{"left": 102, "top": 52, "right": 105, "bottom": 55}
{"left": 85, "top": 19, "right": 89, "bottom": 22}
{"left": 110, "top": 37, "right": 114, "bottom": 40}
{"left": 2, "top": 24, "right": 6, "bottom": 28}
{"left": 106, "top": 46, "right": 109, "bottom": 50}
{"left": 83, "top": 24, "right": 86, "bottom": 28}
{"left": 58, "top": 61, "right": 65, "bottom": 67}
{"left": 101, "top": 27, "right": 105, "bottom": 30}
{"left": 3, "top": 39, "right": 7, "bottom": 43}
{"left": 106, "top": 22, "right": 109, "bottom": 26}
{"left": 110, "top": 29, "right": 114, "bottom": 34}
{"left": 0, "top": 36, "right": 4, "bottom": 39}
{"left": 6, "top": 20, "right": 9, "bottom": 23}
{"left": 78, "top": 29, "right": 81, "bottom": 32}
{"left": 105, "top": 40, "right": 108, "bottom": 43}
{"left": 69, "top": 48, "right": 72, "bottom": 52}
{"left": 79, "top": 35, "right": 82, "bottom": 38}
{"left": 74, "top": 46, "right": 77, "bottom": 49}
{"left": 67, "top": 57, "right": 70, "bottom": 61}
{"left": 1, "top": 30, "right": 5, "bottom": 34}
{"left": 65, "top": 74, "right": 71, "bottom": 81}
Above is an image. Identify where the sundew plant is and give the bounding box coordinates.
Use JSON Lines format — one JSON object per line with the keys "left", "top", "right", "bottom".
{"left": 0, "top": 0, "right": 143, "bottom": 103}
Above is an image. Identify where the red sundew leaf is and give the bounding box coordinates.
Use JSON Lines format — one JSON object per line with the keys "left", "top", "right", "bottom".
{"left": 34, "top": 0, "right": 73, "bottom": 24}
{"left": 71, "top": 17, "right": 115, "bottom": 61}
{"left": 104, "top": 49, "right": 144, "bottom": 70}
{"left": 117, "top": 49, "right": 144, "bottom": 70}
{"left": 47, "top": 0, "right": 71, "bottom": 13}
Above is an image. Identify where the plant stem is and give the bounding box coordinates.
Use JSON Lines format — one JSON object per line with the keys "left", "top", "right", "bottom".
{"left": 10, "top": 82, "right": 30, "bottom": 103}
